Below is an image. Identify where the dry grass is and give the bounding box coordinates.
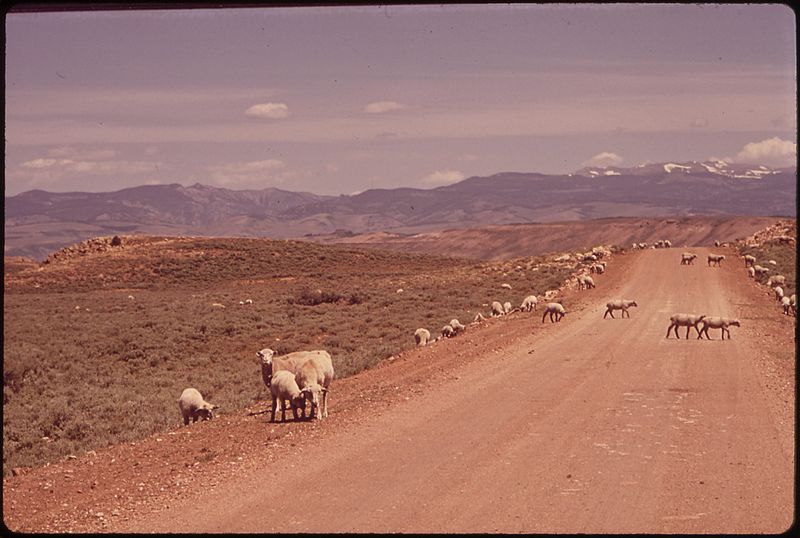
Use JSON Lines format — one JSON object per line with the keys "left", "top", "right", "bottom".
{"left": 3, "top": 236, "right": 581, "bottom": 473}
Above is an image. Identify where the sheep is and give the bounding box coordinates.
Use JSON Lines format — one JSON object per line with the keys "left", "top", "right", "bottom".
{"left": 491, "top": 301, "right": 505, "bottom": 317}
{"left": 441, "top": 324, "right": 455, "bottom": 338}
{"left": 744, "top": 254, "right": 756, "bottom": 267}
{"left": 473, "top": 312, "right": 486, "bottom": 323}
{"left": 245, "top": 298, "right": 253, "bottom": 304}
{"left": 746, "top": 267, "right": 756, "bottom": 278}
{"left": 790, "top": 294, "right": 797, "bottom": 317}
{"left": 753, "top": 265, "right": 770, "bottom": 277}
{"left": 269, "top": 370, "right": 305, "bottom": 422}
{"left": 767, "top": 275, "right": 786, "bottom": 288}
{"left": 256, "top": 348, "right": 326, "bottom": 388}
{"left": 294, "top": 352, "right": 334, "bottom": 419}
{"left": 177, "top": 388, "right": 218, "bottom": 426}
{"left": 502, "top": 301, "right": 514, "bottom": 314}
{"left": 680, "top": 253, "right": 697, "bottom": 265}
{"left": 781, "top": 296, "right": 792, "bottom": 315}
{"left": 127, "top": 295, "right": 134, "bottom": 300}
{"left": 590, "top": 264, "right": 605, "bottom": 274}
{"left": 578, "top": 275, "right": 596, "bottom": 290}
{"left": 211, "top": 302, "right": 225, "bottom": 308}
{"left": 639, "top": 242, "right": 647, "bottom": 249}
{"left": 663, "top": 240, "right": 672, "bottom": 248}
{"left": 520, "top": 295, "right": 538, "bottom": 312}
{"left": 604, "top": 299, "right": 638, "bottom": 319}
{"left": 707, "top": 254, "right": 725, "bottom": 267}
{"left": 541, "top": 302, "right": 566, "bottom": 323}
{"left": 768, "top": 260, "right": 777, "bottom": 266}
{"left": 714, "top": 240, "right": 721, "bottom": 247}
{"left": 414, "top": 328, "right": 431, "bottom": 346}
{"left": 774, "top": 286, "right": 784, "bottom": 301}
{"left": 665, "top": 313, "right": 706, "bottom": 339}
{"left": 450, "top": 319, "right": 466, "bottom": 334}
{"left": 501, "top": 283, "right": 512, "bottom": 290}
{"left": 697, "top": 317, "right": 740, "bottom": 340}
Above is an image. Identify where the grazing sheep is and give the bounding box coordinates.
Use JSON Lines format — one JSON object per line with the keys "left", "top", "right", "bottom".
{"left": 680, "top": 253, "right": 697, "bottom": 265}
{"left": 781, "top": 296, "right": 792, "bottom": 315}
{"left": 520, "top": 295, "right": 538, "bottom": 312}
{"left": 245, "top": 298, "right": 253, "bottom": 304}
{"left": 177, "top": 388, "right": 218, "bottom": 426}
{"left": 714, "top": 240, "right": 721, "bottom": 247}
{"left": 790, "top": 294, "right": 797, "bottom": 317}
{"left": 639, "top": 242, "right": 647, "bottom": 249}
{"left": 502, "top": 301, "right": 513, "bottom": 314}
{"left": 256, "top": 348, "right": 326, "bottom": 388}
{"left": 665, "top": 313, "right": 706, "bottom": 339}
{"left": 501, "top": 283, "right": 512, "bottom": 290}
{"left": 269, "top": 370, "right": 305, "bottom": 422}
{"left": 753, "top": 265, "right": 770, "bottom": 277}
{"left": 746, "top": 267, "right": 756, "bottom": 278}
{"left": 774, "top": 286, "right": 784, "bottom": 301}
{"left": 663, "top": 240, "right": 672, "bottom": 248}
{"left": 541, "top": 302, "right": 566, "bottom": 323}
{"left": 707, "top": 254, "right": 725, "bottom": 267}
{"left": 127, "top": 295, "right": 134, "bottom": 300}
{"left": 294, "top": 352, "right": 334, "bottom": 419}
{"left": 697, "top": 317, "right": 740, "bottom": 340}
{"left": 578, "top": 275, "right": 596, "bottom": 290}
{"left": 491, "top": 301, "right": 505, "bottom": 317}
{"left": 473, "top": 312, "right": 486, "bottom": 323}
{"left": 590, "top": 264, "right": 605, "bottom": 274}
{"left": 767, "top": 275, "right": 786, "bottom": 288}
{"left": 768, "top": 260, "right": 777, "bottom": 266}
{"left": 744, "top": 254, "right": 756, "bottom": 267}
{"left": 450, "top": 318, "right": 466, "bottom": 334}
{"left": 414, "top": 328, "right": 431, "bottom": 346}
{"left": 441, "top": 324, "right": 455, "bottom": 338}
{"left": 604, "top": 299, "right": 638, "bottom": 319}
{"left": 211, "top": 302, "right": 226, "bottom": 308}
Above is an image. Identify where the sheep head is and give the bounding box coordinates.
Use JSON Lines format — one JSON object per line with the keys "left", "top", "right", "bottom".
{"left": 300, "top": 384, "right": 324, "bottom": 417}
{"left": 729, "top": 319, "right": 741, "bottom": 327}
{"left": 257, "top": 348, "right": 276, "bottom": 387}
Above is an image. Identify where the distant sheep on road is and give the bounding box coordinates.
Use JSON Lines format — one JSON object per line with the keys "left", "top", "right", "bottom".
{"left": 604, "top": 299, "right": 638, "bottom": 319}
{"left": 666, "top": 313, "right": 706, "bottom": 339}
{"left": 707, "top": 254, "right": 725, "bottom": 267}
{"left": 542, "top": 302, "right": 566, "bottom": 323}
{"left": 697, "top": 317, "right": 740, "bottom": 340}
{"left": 680, "top": 253, "right": 697, "bottom": 265}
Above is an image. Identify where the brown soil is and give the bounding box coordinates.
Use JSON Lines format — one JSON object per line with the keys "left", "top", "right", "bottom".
{"left": 3, "top": 246, "right": 795, "bottom": 533}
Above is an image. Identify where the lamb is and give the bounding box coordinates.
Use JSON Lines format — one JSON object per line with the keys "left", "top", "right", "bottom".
{"left": 294, "top": 352, "right": 334, "bottom": 419}
{"left": 441, "top": 324, "right": 455, "bottom": 338}
{"left": 520, "top": 295, "right": 538, "bottom": 312}
{"left": 746, "top": 267, "right": 756, "bottom": 278}
{"left": 256, "top": 348, "right": 327, "bottom": 388}
{"left": 767, "top": 275, "right": 786, "bottom": 288}
{"left": 491, "top": 301, "right": 505, "bottom": 317}
{"left": 269, "top": 370, "right": 305, "bottom": 422}
{"left": 665, "top": 313, "right": 706, "bottom": 339}
{"left": 450, "top": 319, "right": 466, "bottom": 334}
{"left": 707, "top": 254, "right": 725, "bottom": 267}
{"left": 578, "top": 275, "right": 596, "bottom": 290}
{"left": 177, "top": 388, "right": 219, "bottom": 426}
{"left": 541, "top": 302, "right": 566, "bottom": 323}
{"left": 604, "top": 299, "right": 638, "bottom": 319}
{"left": 697, "top": 317, "right": 740, "bottom": 340}
{"left": 473, "top": 312, "right": 486, "bottom": 323}
{"left": 774, "top": 286, "right": 784, "bottom": 301}
{"left": 744, "top": 254, "right": 756, "bottom": 267}
{"left": 781, "top": 296, "right": 792, "bottom": 315}
{"left": 680, "top": 253, "right": 697, "bottom": 265}
{"left": 414, "top": 328, "right": 431, "bottom": 346}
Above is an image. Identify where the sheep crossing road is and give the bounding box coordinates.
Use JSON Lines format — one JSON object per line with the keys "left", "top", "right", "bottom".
{"left": 118, "top": 248, "right": 793, "bottom": 534}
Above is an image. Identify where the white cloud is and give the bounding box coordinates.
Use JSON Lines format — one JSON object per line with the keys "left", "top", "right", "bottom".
{"left": 245, "top": 103, "right": 290, "bottom": 119}
{"left": 15, "top": 155, "right": 163, "bottom": 190}
{"left": 364, "top": 101, "right": 406, "bottom": 114}
{"left": 421, "top": 169, "right": 465, "bottom": 186}
{"left": 582, "top": 152, "right": 623, "bottom": 168}
{"left": 47, "top": 146, "right": 118, "bottom": 160}
{"left": 732, "top": 137, "right": 796, "bottom": 166}
{"left": 208, "top": 159, "right": 288, "bottom": 188}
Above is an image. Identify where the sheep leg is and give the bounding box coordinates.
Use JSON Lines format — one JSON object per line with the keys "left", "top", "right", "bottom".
{"left": 270, "top": 396, "right": 277, "bottom": 423}
{"left": 604, "top": 309, "right": 611, "bottom": 319}
{"left": 666, "top": 324, "right": 674, "bottom": 338}
{"left": 722, "top": 327, "right": 729, "bottom": 340}
{"left": 280, "top": 398, "right": 287, "bottom": 422}
{"left": 542, "top": 311, "right": 548, "bottom": 323}
{"left": 183, "top": 414, "right": 190, "bottom": 426}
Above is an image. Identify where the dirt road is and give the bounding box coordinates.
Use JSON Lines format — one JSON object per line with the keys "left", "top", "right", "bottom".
{"left": 111, "top": 248, "right": 794, "bottom": 533}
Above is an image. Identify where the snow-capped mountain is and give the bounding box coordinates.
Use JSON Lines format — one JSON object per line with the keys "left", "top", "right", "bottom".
{"left": 574, "top": 160, "right": 786, "bottom": 180}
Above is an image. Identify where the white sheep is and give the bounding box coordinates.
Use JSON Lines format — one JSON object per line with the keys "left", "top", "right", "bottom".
{"left": 502, "top": 301, "right": 513, "bottom": 314}
{"left": 781, "top": 296, "right": 792, "bottom": 315}
{"left": 714, "top": 240, "right": 721, "bottom": 247}
{"left": 707, "top": 254, "right": 725, "bottom": 267}
{"left": 501, "top": 283, "right": 512, "bottom": 290}
{"left": 746, "top": 267, "right": 756, "bottom": 278}
{"left": 414, "top": 328, "right": 431, "bottom": 346}
{"left": 767, "top": 275, "right": 786, "bottom": 288}
{"left": 450, "top": 318, "right": 466, "bottom": 334}
{"left": 177, "top": 388, "right": 218, "bottom": 426}
{"left": 491, "top": 301, "right": 505, "bottom": 317}
{"left": 441, "top": 324, "right": 455, "bottom": 338}
{"left": 473, "top": 312, "right": 486, "bottom": 323}
{"left": 520, "top": 295, "right": 538, "bottom": 312}
{"left": 578, "top": 275, "right": 595, "bottom": 290}
{"left": 790, "top": 294, "right": 797, "bottom": 317}
{"left": 753, "top": 265, "right": 770, "bottom": 277}
{"left": 256, "top": 348, "right": 325, "bottom": 388}
{"left": 774, "top": 286, "right": 784, "bottom": 301}
{"left": 541, "top": 302, "right": 566, "bottom": 323}
{"left": 768, "top": 260, "right": 777, "bottom": 266}
{"left": 269, "top": 370, "right": 305, "bottom": 422}
{"left": 666, "top": 313, "right": 706, "bottom": 339}
{"left": 245, "top": 298, "right": 253, "bottom": 304}
{"left": 604, "top": 299, "right": 638, "bottom": 319}
{"left": 680, "top": 253, "right": 697, "bottom": 265}
{"left": 744, "top": 254, "right": 756, "bottom": 267}
{"left": 294, "top": 352, "right": 334, "bottom": 419}
{"left": 590, "top": 264, "right": 605, "bottom": 274}
{"left": 697, "top": 317, "right": 740, "bottom": 340}
{"left": 211, "top": 302, "right": 225, "bottom": 308}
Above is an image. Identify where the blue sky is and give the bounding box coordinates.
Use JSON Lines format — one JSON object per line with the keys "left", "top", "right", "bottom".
{"left": 5, "top": 4, "right": 796, "bottom": 196}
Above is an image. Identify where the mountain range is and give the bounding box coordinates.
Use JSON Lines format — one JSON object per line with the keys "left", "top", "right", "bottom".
{"left": 5, "top": 161, "right": 796, "bottom": 260}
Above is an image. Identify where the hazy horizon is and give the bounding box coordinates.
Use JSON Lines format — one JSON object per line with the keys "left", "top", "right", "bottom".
{"left": 5, "top": 4, "right": 797, "bottom": 197}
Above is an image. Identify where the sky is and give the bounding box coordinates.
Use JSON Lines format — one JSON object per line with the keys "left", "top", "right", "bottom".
{"left": 4, "top": 3, "right": 797, "bottom": 196}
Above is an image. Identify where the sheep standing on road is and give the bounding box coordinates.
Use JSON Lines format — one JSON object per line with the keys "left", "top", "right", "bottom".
{"left": 681, "top": 253, "right": 697, "bottom": 265}
{"left": 269, "top": 370, "right": 305, "bottom": 423}
{"left": 697, "top": 317, "right": 740, "bottom": 340}
{"left": 665, "top": 313, "right": 706, "bottom": 339}
{"left": 294, "top": 352, "right": 334, "bottom": 419}
{"left": 604, "top": 299, "right": 638, "bottom": 319}
{"left": 744, "top": 254, "right": 756, "bottom": 267}
{"left": 578, "top": 275, "right": 596, "bottom": 290}
{"left": 541, "top": 302, "right": 566, "bottom": 323}
{"left": 414, "top": 328, "right": 431, "bottom": 346}
{"left": 707, "top": 254, "right": 725, "bottom": 267}
{"left": 257, "top": 348, "right": 325, "bottom": 388}
{"left": 178, "top": 388, "right": 219, "bottom": 426}
{"left": 520, "top": 295, "right": 538, "bottom": 312}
